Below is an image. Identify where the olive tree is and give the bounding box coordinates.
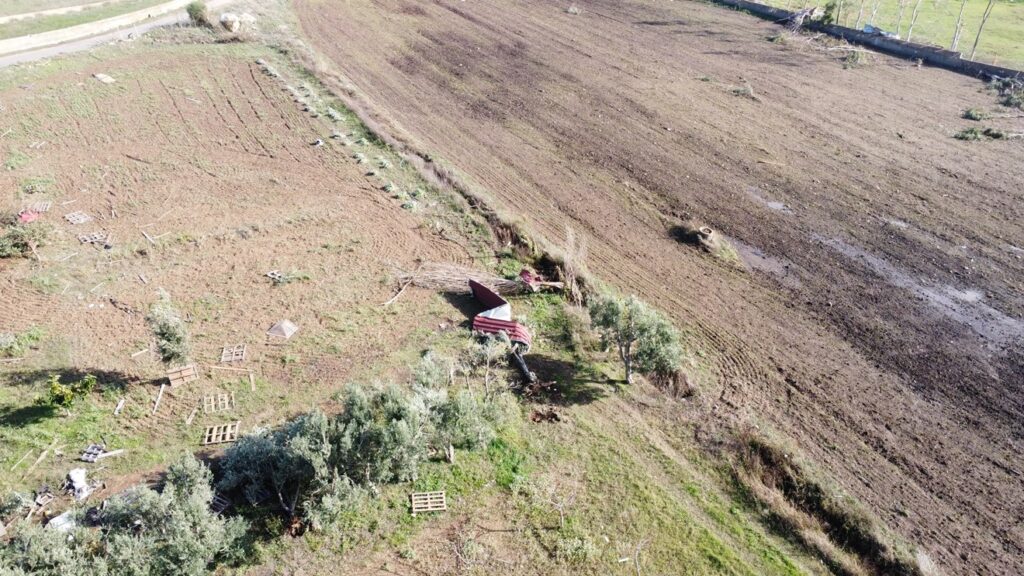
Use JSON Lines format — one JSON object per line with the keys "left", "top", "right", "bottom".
{"left": 218, "top": 411, "right": 335, "bottom": 520}
{"left": 588, "top": 294, "right": 681, "bottom": 384}
{"left": 335, "top": 385, "right": 429, "bottom": 484}
{"left": 146, "top": 289, "right": 190, "bottom": 365}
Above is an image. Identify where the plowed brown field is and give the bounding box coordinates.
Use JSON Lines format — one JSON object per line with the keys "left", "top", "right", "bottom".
{"left": 294, "top": 1, "right": 1024, "bottom": 573}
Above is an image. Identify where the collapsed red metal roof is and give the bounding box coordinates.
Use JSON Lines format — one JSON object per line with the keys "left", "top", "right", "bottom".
{"left": 468, "top": 280, "right": 532, "bottom": 350}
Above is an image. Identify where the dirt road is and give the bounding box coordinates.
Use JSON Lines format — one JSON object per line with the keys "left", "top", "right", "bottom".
{"left": 294, "top": 0, "right": 1024, "bottom": 573}
{"left": 0, "top": 0, "right": 233, "bottom": 65}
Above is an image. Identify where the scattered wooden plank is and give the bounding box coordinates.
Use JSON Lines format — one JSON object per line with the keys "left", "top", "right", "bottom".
{"left": 138, "top": 274, "right": 148, "bottom": 285}
{"left": 142, "top": 230, "right": 156, "bottom": 245}
{"left": 113, "top": 398, "right": 125, "bottom": 416}
{"left": 185, "top": 406, "right": 198, "bottom": 426}
{"left": 9, "top": 450, "right": 32, "bottom": 472}
{"left": 209, "top": 365, "right": 250, "bottom": 373}
{"left": 131, "top": 348, "right": 149, "bottom": 358}
{"left": 95, "top": 449, "right": 124, "bottom": 460}
{"left": 248, "top": 372, "right": 255, "bottom": 392}
{"left": 152, "top": 384, "right": 166, "bottom": 415}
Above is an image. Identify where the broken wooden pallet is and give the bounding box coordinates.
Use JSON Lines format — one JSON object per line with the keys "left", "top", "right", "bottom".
{"left": 410, "top": 491, "right": 447, "bottom": 516}
{"left": 202, "top": 421, "right": 240, "bottom": 445}
{"left": 167, "top": 364, "right": 199, "bottom": 387}
{"left": 220, "top": 344, "right": 247, "bottom": 363}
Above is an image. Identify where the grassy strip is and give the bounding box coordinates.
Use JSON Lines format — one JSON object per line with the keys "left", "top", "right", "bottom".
{"left": 0, "top": 0, "right": 167, "bottom": 41}
{"left": 759, "top": 0, "right": 1024, "bottom": 67}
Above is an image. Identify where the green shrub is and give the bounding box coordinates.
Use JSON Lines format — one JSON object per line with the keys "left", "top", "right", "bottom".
{"left": 962, "top": 108, "right": 991, "bottom": 121}
{"left": 488, "top": 437, "right": 527, "bottom": 489}
{"left": 955, "top": 127, "right": 1006, "bottom": 141}
{"left": 41, "top": 373, "right": 97, "bottom": 408}
{"left": 186, "top": 1, "right": 211, "bottom": 27}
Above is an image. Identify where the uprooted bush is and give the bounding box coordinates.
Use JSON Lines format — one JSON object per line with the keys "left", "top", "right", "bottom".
{"left": 990, "top": 77, "right": 1024, "bottom": 110}
{"left": 0, "top": 456, "right": 247, "bottom": 576}
{"left": 217, "top": 383, "right": 506, "bottom": 532}
{"left": 146, "top": 289, "right": 190, "bottom": 365}
{"left": 0, "top": 214, "right": 48, "bottom": 259}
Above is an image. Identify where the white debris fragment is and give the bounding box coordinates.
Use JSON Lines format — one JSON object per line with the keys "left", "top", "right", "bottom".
{"left": 93, "top": 73, "right": 116, "bottom": 84}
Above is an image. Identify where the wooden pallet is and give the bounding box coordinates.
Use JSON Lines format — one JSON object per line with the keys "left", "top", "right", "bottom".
{"left": 410, "top": 491, "right": 447, "bottom": 515}
{"left": 203, "top": 392, "right": 235, "bottom": 414}
{"left": 167, "top": 364, "right": 199, "bottom": 387}
{"left": 202, "top": 421, "right": 240, "bottom": 445}
{"left": 210, "top": 493, "right": 232, "bottom": 514}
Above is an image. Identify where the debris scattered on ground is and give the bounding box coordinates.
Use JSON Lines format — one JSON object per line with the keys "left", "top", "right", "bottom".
{"left": 518, "top": 268, "right": 564, "bottom": 292}
{"left": 469, "top": 280, "right": 532, "bottom": 350}
{"left": 34, "top": 488, "right": 54, "bottom": 508}
{"left": 47, "top": 509, "right": 76, "bottom": 532}
{"left": 24, "top": 201, "right": 52, "bottom": 213}
{"left": 92, "top": 73, "right": 116, "bottom": 84}
{"left": 311, "top": 138, "right": 324, "bottom": 147}
{"left": 17, "top": 210, "right": 39, "bottom": 223}
{"left": 531, "top": 407, "right": 561, "bottom": 423}
{"left": 267, "top": 319, "right": 299, "bottom": 340}
{"left": 152, "top": 383, "right": 166, "bottom": 414}
{"left": 220, "top": 13, "right": 241, "bottom": 33}
{"left": 66, "top": 468, "right": 96, "bottom": 501}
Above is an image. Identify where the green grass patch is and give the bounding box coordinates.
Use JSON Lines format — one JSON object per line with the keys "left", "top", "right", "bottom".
{"left": 18, "top": 176, "right": 54, "bottom": 195}
{"left": 4, "top": 148, "right": 30, "bottom": 171}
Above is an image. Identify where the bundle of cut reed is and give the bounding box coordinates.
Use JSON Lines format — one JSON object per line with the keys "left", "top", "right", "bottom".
{"left": 398, "top": 262, "right": 523, "bottom": 294}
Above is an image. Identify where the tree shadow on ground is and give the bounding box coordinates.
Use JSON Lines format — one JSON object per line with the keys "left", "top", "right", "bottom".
{"left": 0, "top": 368, "right": 147, "bottom": 392}
{"left": 520, "top": 354, "right": 607, "bottom": 406}
{"left": 0, "top": 403, "right": 56, "bottom": 428}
